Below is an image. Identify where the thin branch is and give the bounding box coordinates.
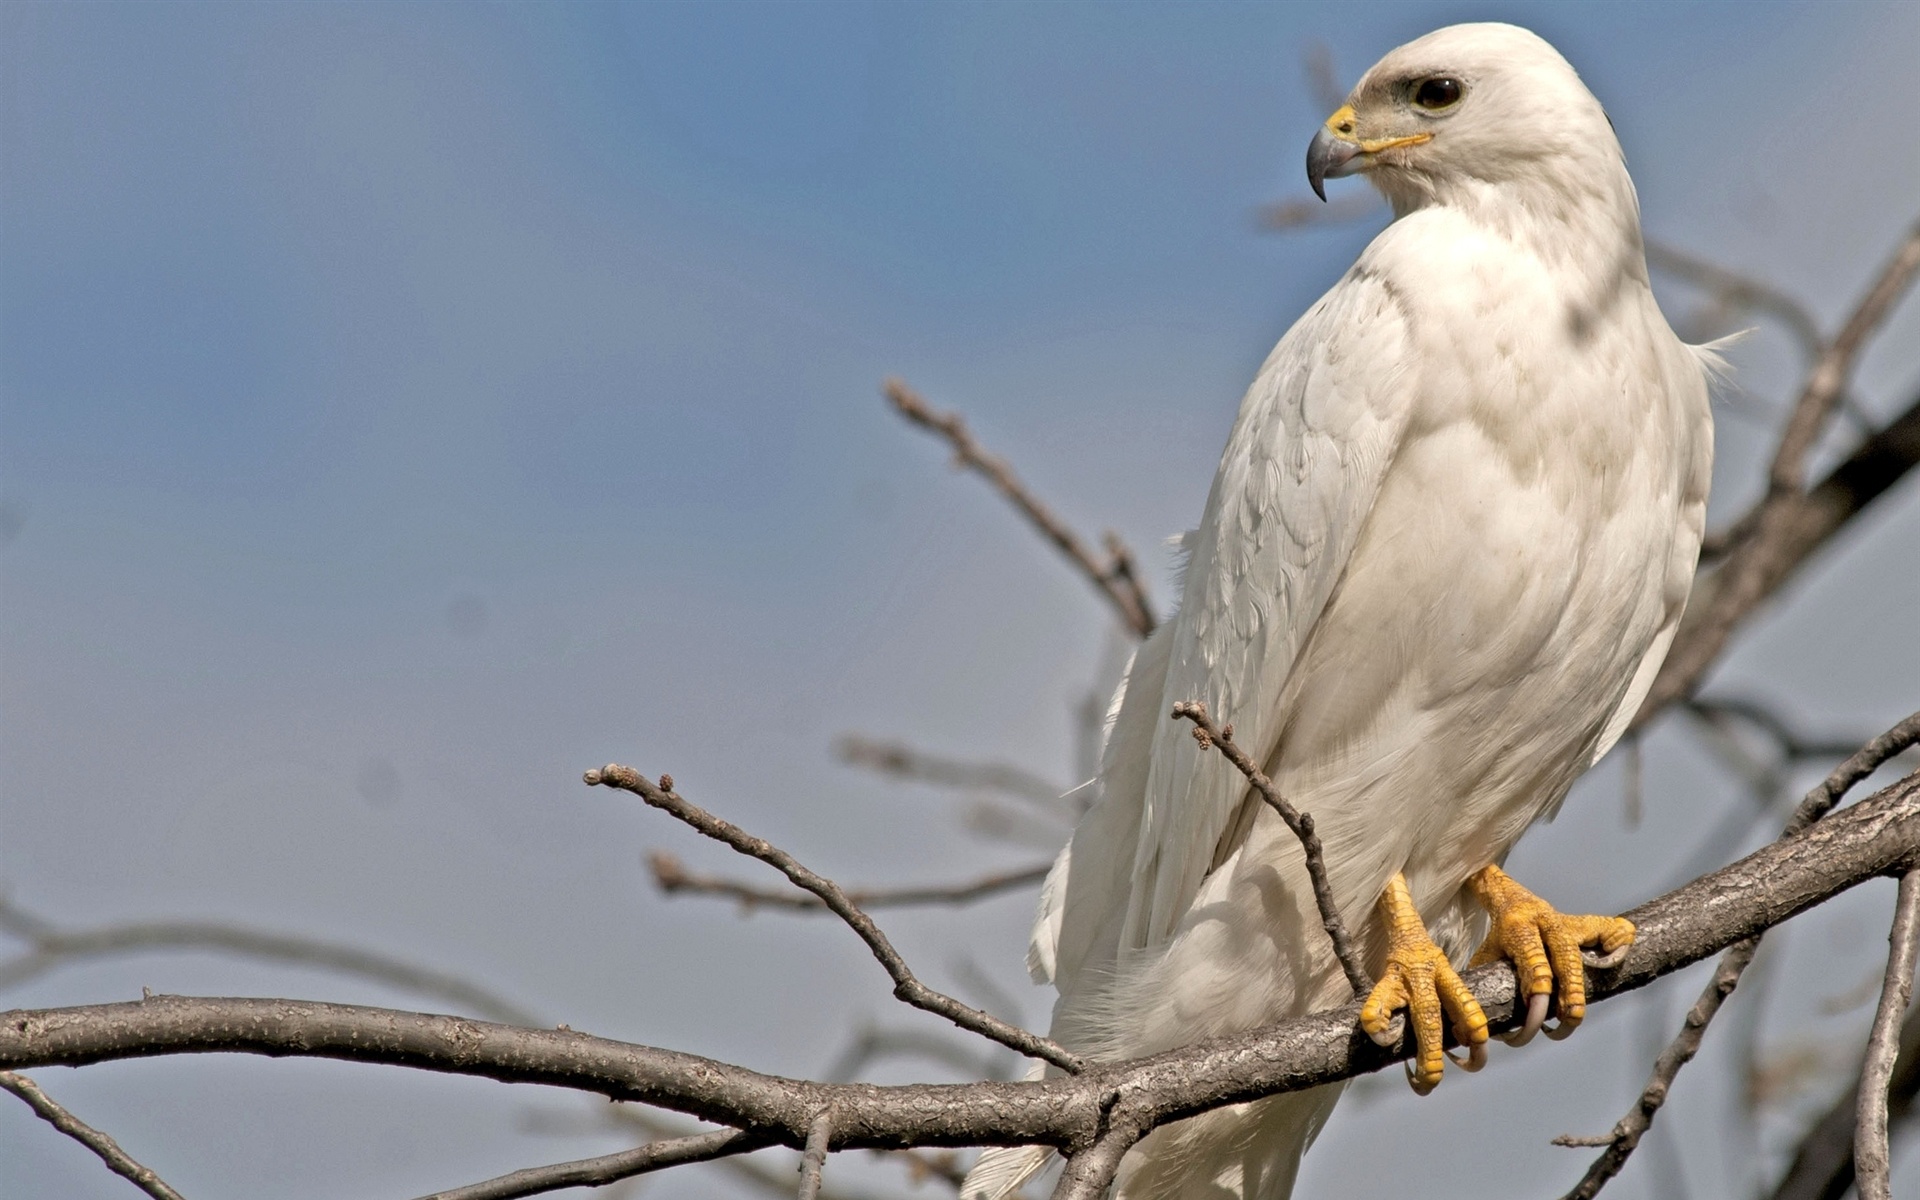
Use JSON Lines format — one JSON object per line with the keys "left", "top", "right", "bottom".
{"left": 1556, "top": 937, "right": 1760, "bottom": 1199}
{"left": 1686, "top": 696, "right": 1879, "bottom": 764}
{"left": 1170, "top": 701, "right": 1372, "bottom": 997}
{"left": 823, "top": 1023, "right": 1003, "bottom": 1084}
{"left": 1768, "top": 217, "right": 1920, "bottom": 493}
{"left": 1856, "top": 871, "right": 1920, "bottom": 1200}
{"left": 597, "top": 1108, "right": 898, "bottom": 1200}
{"left": 7, "top": 767, "right": 1920, "bottom": 1157}
{"left": 834, "top": 735, "right": 1069, "bottom": 809}
{"left": 1637, "top": 383, "right": 1920, "bottom": 729}
{"left": 1795, "top": 712, "right": 1920, "bottom": 829}
{"left": 1050, "top": 1115, "right": 1148, "bottom": 1200}
{"left": 0, "top": 896, "right": 885, "bottom": 1200}
{"left": 1643, "top": 239, "right": 1824, "bottom": 362}
{"left": 0, "top": 897, "right": 543, "bottom": 1027}
{"left": 798, "top": 1110, "right": 834, "bottom": 1200}
{"left": 1767, "top": 998, "right": 1920, "bottom": 1200}
{"left": 884, "top": 379, "right": 1157, "bottom": 638}
{"left": 414, "top": 1128, "right": 773, "bottom": 1200}
{"left": 648, "top": 852, "right": 1052, "bottom": 914}
{"left": 0, "top": 1070, "right": 187, "bottom": 1200}
{"left": 585, "top": 765, "right": 1083, "bottom": 1073}
{"left": 1558, "top": 710, "right": 1920, "bottom": 1198}
{"left": 1634, "top": 218, "right": 1920, "bottom": 725}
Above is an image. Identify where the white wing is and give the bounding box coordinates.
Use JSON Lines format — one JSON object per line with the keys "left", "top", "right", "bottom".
{"left": 1119, "top": 266, "right": 1417, "bottom": 952}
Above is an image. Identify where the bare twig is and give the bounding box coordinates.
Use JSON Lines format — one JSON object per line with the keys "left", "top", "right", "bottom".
{"left": 1552, "top": 1133, "right": 1623, "bottom": 1148}
{"left": 1558, "top": 711, "right": 1920, "bottom": 1197}
{"left": 1636, "top": 219, "right": 1920, "bottom": 728}
{"left": 1644, "top": 239, "right": 1824, "bottom": 362}
{"left": 885, "top": 379, "right": 1157, "bottom": 638}
{"left": 1793, "top": 712, "right": 1920, "bottom": 829}
{"left": 1051, "top": 1115, "right": 1149, "bottom": 1200}
{"left": 824, "top": 1023, "right": 1003, "bottom": 1084}
{"left": 1686, "top": 697, "right": 1878, "bottom": 765}
{"left": 0, "top": 1070, "right": 187, "bottom": 1200}
{"left": 1638, "top": 383, "right": 1920, "bottom": 727}
{"left": 8, "top": 768, "right": 1920, "bottom": 1162}
{"left": 0, "top": 897, "right": 883, "bottom": 1200}
{"left": 1856, "top": 871, "right": 1920, "bottom": 1200}
{"left": 834, "top": 735, "right": 1068, "bottom": 809}
{"left": 648, "top": 851, "right": 1051, "bottom": 914}
{"left": 586, "top": 765, "right": 1083, "bottom": 1073}
{"left": 0, "top": 897, "right": 543, "bottom": 1027}
{"left": 414, "top": 1128, "right": 773, "bottom": 1200}
{"left": 1557, "top": 937, "right": 1761, "bottom": 1199}
{"left": 1768, "top": 998, "right": 1920, "bottom": 1200}
{"left": 1768, "top": 217, "right": 1920, "bottom": 493}
{"left": 798, "top": 1110, "right": 834, "bottom": 1200}
{"left": 1170, "top": 701, "right": 1372, "bottom": 997}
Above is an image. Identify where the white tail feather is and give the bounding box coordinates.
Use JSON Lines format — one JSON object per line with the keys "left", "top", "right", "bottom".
{"left": 960, "top": 1145, "right": 1054, "bottom": 1200}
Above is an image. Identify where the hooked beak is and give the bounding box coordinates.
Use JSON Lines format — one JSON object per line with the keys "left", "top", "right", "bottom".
{"left": 1306, "top": 104, "right": 1432, "bottom": 201}
{"left": 1306, "top": 126, "right": 1360, "bottom": 201}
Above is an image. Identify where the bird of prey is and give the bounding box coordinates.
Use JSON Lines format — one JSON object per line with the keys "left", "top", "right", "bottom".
{"left": 963, "top": 22, "right": 1715, "bottom": 1200}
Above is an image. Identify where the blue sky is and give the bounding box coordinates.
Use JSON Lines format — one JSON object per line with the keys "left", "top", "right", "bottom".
{"left": 4, "top": 3, "right": 1918, "bottom": 1197}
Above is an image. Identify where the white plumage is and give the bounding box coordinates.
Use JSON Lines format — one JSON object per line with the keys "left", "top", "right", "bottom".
{"left": 966, "top": 22, "right": 1713, "bottom": 1200}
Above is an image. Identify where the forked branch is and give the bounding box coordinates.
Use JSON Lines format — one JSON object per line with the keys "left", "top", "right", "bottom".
{"left": 585, "top": 765, "right": 1082, "bottom": 1073}
{"left": 7, "top": 765, "right": 1919, "bottom": 1186}
{"left": 1559, "top": 710, "right": 1920, "bottom": 1198}
{"left": 1637, "top": 217, "right": 1920, "bottom": 724}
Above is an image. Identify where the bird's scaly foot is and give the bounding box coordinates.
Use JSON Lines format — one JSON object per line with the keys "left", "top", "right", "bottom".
{"left": 1359, "top": 872, "right": 1489, "bottom": 1095}
{"left": 1466, "top": 864, "right": 1635, "bottom": 1046}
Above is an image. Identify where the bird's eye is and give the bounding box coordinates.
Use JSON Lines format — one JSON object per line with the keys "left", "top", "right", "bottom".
{"left": 1412, "top": 77, "right": 1462, "bottom": 110}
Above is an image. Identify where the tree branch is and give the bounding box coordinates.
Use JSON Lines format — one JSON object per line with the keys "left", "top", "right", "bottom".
{"left": 1767, "top": 999, "right": 1920, "bottom": 1200}
{"left": 8, "top": 767, "right": 1913, "bottom": 1164}
{"left": 0, "top": 1070, "right": 187, "bottom": 1200}
{"left": 0, "top": 897, "right": 543, "bottom": 1028}
{"left": 1171, "top": 702, "right": 1372, "bottom": 997}
{"left": 835, "top": 735, "right": 1068, "bottom": 808}
{"left": 1558, "top": 711, "right": 1920, "bottom": 1197}
{"left": 1636, "top": 361, "right": 1920, "bottom": 726}
{"left": 1856, "top": 870, "right": 1920, "bottom": 1200}
{"left": 414, "top": 1128, "right": 774, "bottom": 1200}
{"left": 1643, "top": 239, "right": 1824, "bottom": 362}
{"left": 885, "top": 379, "right": 1157, "bottom": 638}
{"left": 648, "top": 852, "right": 1053, "bottom": 914}
{"left": 1767, "top": 218, "right": 1920, "bottom": 493}
{"left": 797, "top": 1110, "right": 834, "bottom": 1200}
{"left": 584, "top": 765, "right": 1082, "bottom": 1073}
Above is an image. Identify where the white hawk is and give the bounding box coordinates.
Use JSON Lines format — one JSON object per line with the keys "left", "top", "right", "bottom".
{"left": 963, "top": 21, "right": 1715, "bottom": 1200}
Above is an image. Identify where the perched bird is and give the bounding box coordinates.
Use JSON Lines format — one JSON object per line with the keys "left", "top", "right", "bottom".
{"left": 963, "top": 22, "right": 1715, "bottom": 1200}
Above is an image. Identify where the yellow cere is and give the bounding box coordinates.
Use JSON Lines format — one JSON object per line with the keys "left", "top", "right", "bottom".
{"left": 1322, "top": 103, "right": 1435, "bottom": 154}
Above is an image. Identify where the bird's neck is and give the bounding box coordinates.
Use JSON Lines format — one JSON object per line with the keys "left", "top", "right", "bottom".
{"left": 1382, "top": 159, "right": 1649, "bottom": 298}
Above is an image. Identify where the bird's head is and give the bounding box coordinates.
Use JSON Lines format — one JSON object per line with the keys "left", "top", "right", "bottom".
{"left": 1307, "top": 23, "right": 1625, "bottom": 215}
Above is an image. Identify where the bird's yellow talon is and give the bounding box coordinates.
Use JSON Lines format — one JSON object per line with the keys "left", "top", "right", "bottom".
{"left": 1361, "top": 873, "right": 1488, "bottom": 1093}
{"left": 1467, "top": 865, "right": 1633, "bottom": 1043}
